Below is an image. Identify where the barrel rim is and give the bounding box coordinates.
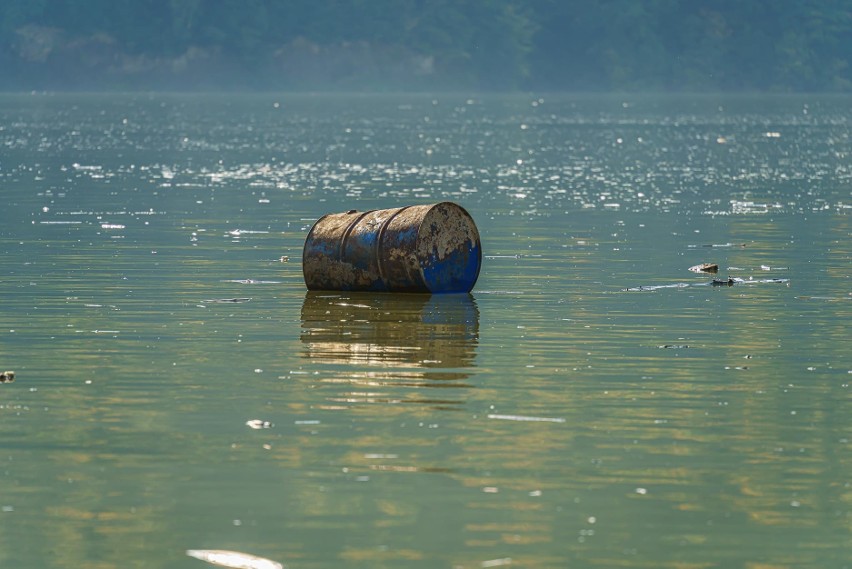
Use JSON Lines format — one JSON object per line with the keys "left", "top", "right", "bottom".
{"left": 448, "top": 202, "right": 482, "bottom": 291}
{"left": 447, "top": 202, "right": 482, "bottom": 293}
{"left": 418, "top": 201, "right": 482, "bottom": 293}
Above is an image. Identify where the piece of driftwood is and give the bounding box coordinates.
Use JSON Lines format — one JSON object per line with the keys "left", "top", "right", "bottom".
{"left": 688, "top": 263, "right": 719, "bottom": 273}
{"left": 186, "top": 549, "right": 283, "bottom": 569}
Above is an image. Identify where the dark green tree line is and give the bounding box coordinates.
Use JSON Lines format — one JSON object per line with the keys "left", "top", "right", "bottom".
{"left": 1, "top": 0, "right": 851, "bottom": 91}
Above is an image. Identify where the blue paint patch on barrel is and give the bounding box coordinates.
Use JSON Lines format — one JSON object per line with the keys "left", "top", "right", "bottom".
{"left": 302, "top": 202, "right": 481, "bottom": 293}
{"left": 422, "top": 242, "right": 481, "bottom": 293}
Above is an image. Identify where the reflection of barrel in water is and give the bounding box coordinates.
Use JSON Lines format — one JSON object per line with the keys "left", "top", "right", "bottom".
{"left": 300, "top": 292, "right": 479, "bottom": 369}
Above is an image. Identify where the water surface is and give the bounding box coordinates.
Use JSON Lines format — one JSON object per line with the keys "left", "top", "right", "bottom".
{"left": 1, "top": 93, "right": 850, "bottom": 568}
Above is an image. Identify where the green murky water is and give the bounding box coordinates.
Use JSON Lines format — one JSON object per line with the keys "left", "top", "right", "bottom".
{"left": 1, "top": 93, "right": 851, "bottom": 568}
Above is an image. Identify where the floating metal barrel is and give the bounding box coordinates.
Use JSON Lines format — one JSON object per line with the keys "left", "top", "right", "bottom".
{"left": 302, "top": 202, "right": 481, "bottom": 293}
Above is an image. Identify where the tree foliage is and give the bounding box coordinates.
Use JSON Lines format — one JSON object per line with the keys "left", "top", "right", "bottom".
{"left": 2, "top": 0, "right": 851, "bottom": 91}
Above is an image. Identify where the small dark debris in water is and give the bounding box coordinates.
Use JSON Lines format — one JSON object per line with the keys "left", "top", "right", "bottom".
{"left": 689, "top": 263, "right": 719, "bottom": 273}
{"left": 659, "top": 345, "right": 689, "bottom": 349}
{"left": 712, "top": 277, "right": 736, "bottom": 286}
{"left": 725, "top": 366, "right": 749, "bottom": 371}
{"left": 202, "top": 298, "right": 253, "bottom": 303}
{"left": 0, "top": 371, "right": 14, "bottom": 383}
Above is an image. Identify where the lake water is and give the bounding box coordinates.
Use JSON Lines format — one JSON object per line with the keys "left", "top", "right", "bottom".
{"left": 1, "top": 93, "right": 850, "bottom": 568}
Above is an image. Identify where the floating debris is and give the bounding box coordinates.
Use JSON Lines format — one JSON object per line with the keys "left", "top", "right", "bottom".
{"left": 303, "top": 202, "right": 481, "bottom": 293}
{"left": 246, "top": 419, "right": 273, "bottom": 430}
{"left": 228, "top": 229, "right": 270, "bottom": 236}
{"left": 688, "top": 263, "right": 718, "bottom": 273}
{"left": 186, "top": 549, "right": 283, "bottom": 569}
{"left": 659, "top": 345, "right": 689, "bottom": 349}
{"left": 625, "top": 277, "right": 788, "bottom": 292}
{"left": 201, "top": 298, "right": 253, "bottom": 303}
{"left": 482, "top": 558, "right": 512, "bottom": 568}
{"left": 689, "top": 242, "right": 747, "bottom": 248}
{"left": 220, "top": 280, "right": 281, "bottom": 284}
{"left": 487, "top": 414, "right": 565, "bottom": 423}
{"left": 624, "top": 283, "right": 690, "bottom": 292}
{"left": 0, "top": 371, "right": 15, "bottom": 383}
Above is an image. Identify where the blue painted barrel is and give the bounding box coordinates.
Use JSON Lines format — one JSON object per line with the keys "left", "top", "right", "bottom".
{"left": 302, "top": 202, "right": 481, "bottom": 293}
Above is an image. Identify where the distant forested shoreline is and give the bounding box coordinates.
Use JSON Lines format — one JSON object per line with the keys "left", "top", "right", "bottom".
{"left": 2, "top": 0, "right": 851, "bottom": 92}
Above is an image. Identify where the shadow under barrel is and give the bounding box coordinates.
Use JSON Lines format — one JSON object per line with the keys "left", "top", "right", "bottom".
{"left": 300, "top": 292, "right": 479, "bottom": 369}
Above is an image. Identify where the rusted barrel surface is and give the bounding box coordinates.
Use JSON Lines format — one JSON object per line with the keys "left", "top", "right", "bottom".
{"left": 303, "top": 202, "right": 481, "bottom": 293}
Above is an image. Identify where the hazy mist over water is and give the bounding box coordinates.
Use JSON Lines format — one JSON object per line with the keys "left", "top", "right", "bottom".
{"left": 3, "top": 1, "right": 852, "bottom": 92}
